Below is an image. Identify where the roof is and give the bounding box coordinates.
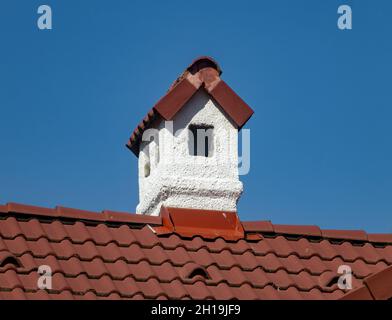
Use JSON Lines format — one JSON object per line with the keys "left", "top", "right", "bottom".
{"left": 126, "top": 56, "right": 254, "bottom": 156}
{"left": 1, "top": 202, "right": 392, "bottom": 300}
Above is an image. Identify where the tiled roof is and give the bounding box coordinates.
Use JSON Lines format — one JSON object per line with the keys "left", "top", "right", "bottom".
{"left": 0, "top": 202, "right": 392, "bottom": 300}
{"left": 126, "top": 56, "right": 254, "bottom": 156}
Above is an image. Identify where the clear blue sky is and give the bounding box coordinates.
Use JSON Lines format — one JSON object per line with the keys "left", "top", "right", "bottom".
{"left": 1, "top": 1, "right": 391, "bottom": 232}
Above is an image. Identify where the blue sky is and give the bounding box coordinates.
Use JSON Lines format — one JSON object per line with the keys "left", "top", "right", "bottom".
{"left": 0, "top": 1, "right": 391, "bottom": 232}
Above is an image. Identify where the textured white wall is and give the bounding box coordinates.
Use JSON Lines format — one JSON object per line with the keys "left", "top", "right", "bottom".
{"left": 137, "top": 89, "right": 243, "bottom": 215}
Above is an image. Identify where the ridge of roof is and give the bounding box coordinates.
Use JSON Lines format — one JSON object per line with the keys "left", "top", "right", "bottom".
{"left": 126, "top": 56, "right": 254, "bottom": 156}
{"left": 1, "top": 202, "right": 392, "bottom": 245}
{"left": 0, "top": 202, "right": 161, "bottom": 226}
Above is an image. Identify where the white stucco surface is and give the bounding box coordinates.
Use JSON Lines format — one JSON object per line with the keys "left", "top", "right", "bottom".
{"left": 137, "top": 89, "right": 243, "bottom": 216}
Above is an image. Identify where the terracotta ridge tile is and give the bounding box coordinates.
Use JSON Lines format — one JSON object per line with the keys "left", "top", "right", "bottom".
{"left": 321, "top": 229, "right": 368, "bottom": 241}
{"left": 0, "top": 202, "right": 162, "bottom": 227}
{"left": 367, "top": 233, "right": 392, "bottom": 244}
{"left": 273, "top": 224, "right": 322, "bottom": 237}
{"left": 242, "top": 220, "right": 392, "bottom": 245}
{"left": 242, "top": 221, "right": 274, "bottom": 233}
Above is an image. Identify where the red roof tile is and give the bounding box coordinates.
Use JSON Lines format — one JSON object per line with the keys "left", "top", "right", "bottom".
{"left": 0, "top": 202, "right": 391, "bottom": 300}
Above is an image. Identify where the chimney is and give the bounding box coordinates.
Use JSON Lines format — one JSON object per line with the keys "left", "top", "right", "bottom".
{"left": 127, "top": 57, "right": 254, "bottom": 216}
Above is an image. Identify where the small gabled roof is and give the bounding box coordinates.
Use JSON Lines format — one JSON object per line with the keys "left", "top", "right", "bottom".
{"left": 126, "top": 57, "right": 254, "bottom": 156}
{"left": 1, "top": 202, "right": 392, "bottom": 300}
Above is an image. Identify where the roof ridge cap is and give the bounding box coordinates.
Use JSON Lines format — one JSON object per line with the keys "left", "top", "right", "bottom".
{"left": 242, "top": 220, "right": 392, "bottom": 244}
{"left": 0, "top": 202, "right": 162, "bottom": 226}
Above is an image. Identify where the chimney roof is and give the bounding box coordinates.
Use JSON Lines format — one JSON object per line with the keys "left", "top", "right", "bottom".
{"left": 126, "top": 56, "right": 254, "bottom": 156}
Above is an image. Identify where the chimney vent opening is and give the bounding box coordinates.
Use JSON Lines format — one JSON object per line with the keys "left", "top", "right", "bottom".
{"left": 188, "top": 124, "right": 214, "bottom": 157}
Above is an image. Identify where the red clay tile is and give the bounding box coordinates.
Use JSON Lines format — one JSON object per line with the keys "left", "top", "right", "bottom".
{"left": 118, "top": 243, "right": 148, "bottom": 264}
{"left": 7, "top": 203, "right": 56, "bottom": 218}
{"left": 322, "top": 229, "right": 367, "bottom": 241}
{"left": 113, "top": 276, "right": 141, "bottom": 297}
{"left": 33, "top": 255, "right": 62, "bottom": 274}
{"left": 18, "top": 219, "right": 46, "bottom": 240}
{"left": 26, "top": 289, "right": 51, "bottom": 300}
{"left": 0, "top": 268, "right": 23, "bottom": 290}
{"left": 159, "top": 234, "right": 184, "bottom": 250}
{"left": 63, "top": 221, "right": 92, "bottom": 244}
{"left": 4, "top": 236, "right": 29, "bottom": 256}
{"left": 208, "top": 282, "right": 236, "bottom": 300}
{"left": 78, "top": 291, "right": 97, "bottom": 300}
{"left": 103, "top": 210, "right": 161, "bottom": 225}
{"left": 110, "top": 225, "right": 137, "bottom": 246}
{"left": 359, "top": 243, "right": 385, "bottom": 264}
{"left": 286, "top": 237, "right": 317, "bottom": 259}
{"left": 73, "top": 240, "right": 101, "bottom": 260}
{"left": 89, "top": 275, "right": 118, "bottom": 295}
{"left": 210, "top": 249, "right": 236, "bottom": 269}
{"left": 184, "top": 280, "right": 212, "bottom": 300}
{"left": 82, "top": 257, "right": 109, "bottom": 278}
{"left": 275, "top": 286, "right": 303, "bottom": 300}
{"left": 311, "top": 239, "right": 338, "bottom": 260}
{"left": 273, "top": 224, "right": 322, "bottom": 237}
{"left": 137, "top": 278, "right": 164, "bottom": 299}
{"left": 0, "top": 287, "right": 26, "bottom": 300}
{"left": 340, "top": 286, "right": 373, "bottom": 300}
{"left": 242, "top": 221, "right": 274, "bottom": 233}
{"left": 152, "top": 261, "right": 179, "bottom": 282}
{"left": 367, "top": 233, "right": 392, "bottom": 244}
{"left": 132, "top": 225, "right": 160, "bottom": 248}
{"left": 205, "top": 237, "right": 227, "bottom": 253}
{"left": 27, "top": 237, "right": 53, "bottom": 257}
{"left": 148, "top": 245, "right": 173, "bottom": 265}
{"left": 0, "top": 216, "right": 23, "bottom": 239}
{"left": 50, "top": 239, "right": 75, "bottom": 259}
{"left": 166, "top": 246, "right": 192, "bottom": 266}
{"left": 232, "top": 283, "right": 259, "bottom": 300}
{"left": 364, "top": 265, "right": 392, "bottom": 300}
{"left": 65, "top": 274, "right": 92, "bottom": 294}
{"left": 160, "top": 279, "right": 188, "bottom": 299}
{"left": 263, "top": 236, "right": 295, "bottom": 257}
{"left": 350, "top": 259, "right": 373, "bottom": 278}
{"left": 104, "top": 259, "right": 129, "bottom": 279}
{"left": 243, "top": 267, "right": 270, "bottom": 287}
{"left": 87, "top": 223, "right": 113, "bottom": 245}
{"left": 218, "top": 266, "right": 248, "bottom": 286}
{"left": 0, "top": 205, "right": 7, "bottom": 214}
{"left": 255, "top": 252, "right": 283, "bottom": 273}
{"left": 56, "top": 206, "right": 103, "bottom": 222}
{"left": 95, "top": 242, "right": 122, "bottom": 262}
{"left": 229, "top": 239, "right": 252, "bottom": 254}
{"left": 205, "top": 265, "right": 225, "bottom": 283}
{"left": 40, "top": 220, "right": 68, "bottom": 242}
{"left": 375, "top": 246, "right": 392, "bottom": 263}
{"left": 235, "top": 250, "right": 259, "bottom": 270}
{"left": 128, "top": 260, "right": 154, "bottom": 281}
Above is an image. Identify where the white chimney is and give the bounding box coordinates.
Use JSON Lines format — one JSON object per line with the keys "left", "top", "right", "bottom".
{"left": 127, "top": 57, "right": 253, "bottom": 216}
